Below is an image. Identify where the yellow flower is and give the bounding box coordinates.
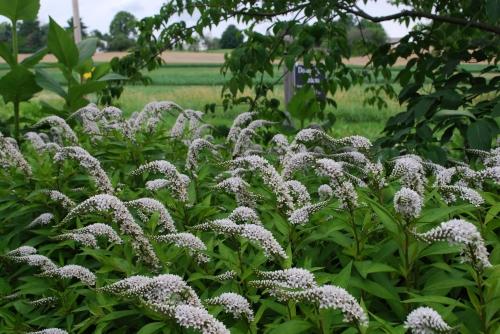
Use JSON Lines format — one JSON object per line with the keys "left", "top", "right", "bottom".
{"left": 83, "top": 72, "right": 92, "bottom": 80}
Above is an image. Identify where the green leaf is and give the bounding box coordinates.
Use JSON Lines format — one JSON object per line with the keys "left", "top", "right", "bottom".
{"left": 97, "top": 73, "right": 127, "bottom": 81}
{"left": 417, "top": 205, "right": 473, "bottom": 223}
{"left": 0, "top": 65, "right": 41, "bottom": 103}
{"left": 47, "top": 17, "right": 79, "bottom": 69}
{"left": 20, "top": 47, "right": 47, "bottom": 67}
{"left": 403, "top": 295, "right": 467, "bottom": 308}
{"left": 486, "top": 0, "right": 500, "bottom": 23}
{"left": 288, "top": 86, "right": 320, "bottom": 122}
{"left": 78, "top": 37, "right": 98, "bottom": 62}
{"left": 0, "top": 0, "right": 39, "bottom": 22}
{"left": 268, "top": 320, "right": 314, "bottom": 334}
{"left": 333, "top": 261, "right": 352, "bottom": 288}
{"left": 354, "top": 261, "right": 397, "bottom": 279}
{"left": 137, "top": 322, "right": 166, "bottom": 334}
{"left": 68, "top": 81, "right": 106, "bottom": 106}
{"left": 365, "top": 198, "right": 399, "bottom": 235}
{"left": 467, "top": 119, "right": 494, "bottom": 150}
{"left": 35, "top": 68, "right": 67, "bottom": 98}
{"left": 433, "top": 109, "right": 476, "bottom": 120}
{"left": 0, "top": 42, "right": 15, "bottom": 66}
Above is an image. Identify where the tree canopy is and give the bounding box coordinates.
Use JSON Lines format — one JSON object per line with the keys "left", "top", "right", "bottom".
{"left": 220, "top": 24, "right": 244, "bottom": 49}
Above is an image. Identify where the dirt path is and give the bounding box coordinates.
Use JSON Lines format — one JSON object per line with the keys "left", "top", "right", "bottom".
{"left": 8, "top": 51, "right": 410, "bottom": 66}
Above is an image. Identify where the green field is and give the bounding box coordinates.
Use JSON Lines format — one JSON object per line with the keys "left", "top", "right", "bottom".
{"left": 5, "top": 61, "right": 488, "bottom": 139}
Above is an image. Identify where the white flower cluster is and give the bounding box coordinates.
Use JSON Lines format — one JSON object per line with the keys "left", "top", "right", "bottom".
{"left": 6, "top": 247, "right": 57, "bottom": 272}
{"left": 415, "top": 219, "right": 491, "bottom": 270}
{"left": 40, "top": 264, "right": 96, "bottom": 286}
{"left": 404, "top": 307, "right": 452, "bottom": 334}
{"left": 34, "top": 116, "right": 78, "bottom": 145}
{"left": 205, "top": 292, "right": 254, "bottom": 321}
{"left": 318, "top": 184, "right": 333, "bottom": 200}
{"left": 25, "top": 132, "right": 60, "bottom": 154}
{"left": 27, "top": 328, "right": 68, "bottom": 334}
{"left": 131, "top": 160, "right": 189, "bottom": 202}
{"left": 128, "top": 101, "right": 182, "bottom": 135}
{"left": 288, "top": 201, "right": 328, "bottom": 225}
{"left": 6, "top": 245, "right": 37, "bottom": 257}
{"left": 228, "top": 155, "right": 295, "bottom": 212}
{"left": 27, "top": 213, "right": 54, "bottom": 228}
{"left": 250, "top": 268, "right": 367, "bottom": 326}
{"left": 228, "top": 206, "right": 262, "bottom": 225}
{"left": 102, "top": 274, "right": 229, "bottom": 333}
{"left": 154, "top": 232, "right": 209, "bottom": 263}
{"left": 269, "top": 133, "right": 290, "bottom": 163}
{"left": 438, "top": 185, "right": 484, "bottom": 207}
{"left": 286, "top": 180, "right": 311, "bottom": 207}
{"left": 41, "top": 190, "right": 75, "bottom": 210}
{"left": 54, "top": 146, "right": 114, "bottom": 194}
{"left": 316, "top": 158, "right": 358, "bottom": 208}
{"left": 170, "top": 109, "right": 204, "bottom": 138}
{"left": 186, "top": 138, "right": 217, "bottom": 173}
{"left": 194, "top": 219, "right": 287, "bottom": 260}
{"left": 281, "top": 152, "right": 317, "bottom": 180}
{"left": 0, "top": 132, "right": 32, "bottom": 175}
{"left": 214, "top": 271, "right": 237, "bottom": 281}
{"left": 227, "top": 111, "right": 257, "bottom": 143}
{"left": 232, "top": 119, "right": 274, "bottom": 157}
{"left": 29, "top": 296, "right": 58, "bottom": 307}
{"left": 215, "top": 176, "right": 256, "bottom": 207}
{"left": 62, "top": 194, "right": 159, "bottom": 267}
{"left": 55, "top": 223, "right": 122, "bottom": 248}
{"left": 394, "top": 187, "right": 423, "bottom": 219}
{"left": 390, "top": 156, "right": 426, "bottom": 194}
{"left": 126, "top": 198, "right": 177, "bottom": 233}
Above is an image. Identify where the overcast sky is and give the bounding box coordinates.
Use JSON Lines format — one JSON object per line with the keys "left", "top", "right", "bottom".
{"left": 2, "top": 0, "right": 417, "bottom": 38}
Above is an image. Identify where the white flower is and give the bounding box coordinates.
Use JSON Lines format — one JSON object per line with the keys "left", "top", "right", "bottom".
{"left": 28, "top": 213, "right": 54, "bottom": 228}
{"left": 54, "top": 146, "right": 113, "bottom": 194}
{"left": 154, "top": 232, "right": 209, "bottom": 263}
{"left": 205, "top": 293, "right": 254, "bottom": 321}
{"left": 288, "top": 201, "right": 328, "bottom": 225}
{"left": 194, "top": 219, "right": 287, "bottom": 260}
{"left": 216, "top": 176, "right": 256, "bottom": 207}
{"left": 40, "top": 264, "right": 96, "bottom": 286}
{"left": 174, "top": 304, "right": 230, "bottom": 334}
{"left": 227, "top": 111, "right": 257, "bottom": 142}
{"left": 281, "top": 152, "right": 317, "bottom": 180}
{"left": 415, "top": 219, "right": 491, "bottom": 270}
{"left": 55, "top": 223, "right": 122, "bottom": 248}
{"left": 316, "top": 159, "right": 358, "bottom": 208}
{"left": 390, "top": 156, "right": 426, "bottom": 195}
{"left": 214, "top": 271, "right": 237, "bottom": 281}
{"left": 251, "top": 268, "right": 317, "bottom": 290}
{"left": 62, "top": 194, "right": 159, "bottom": 267}
{"left": 0, "top": 132, "right": 32, "bottom": 175}
{"left": 131, "top": 160, "right": 189, "bottom": 202}
{"left": 25, "top": 132, "right": 48, "bottom": 153}
{"left": 228, "top": 155, "right": 295, "bottom": 212}
{"left": 41, "top": 190, "right": 75, "bottom": 210}
{"left": 186, "top": 138, "right": 217, "bottom": 173}
{"left": 126, "top": 198, "right": 177, "bottom": 233}
{"left": 27, "top": 328, "right": 68, "bottom": 334}
{"left": 29, "top": 296, "right": 58, "bottom": 307}
{"left": 10, "top": 254, "right": 57, "bottom": 271}
{"left": 318, "top": 184, "right": 333, "bottom": 200}
{"left": 286, "top": 180, "right": 311, "bottom": 207}
{"left": 336, "top": 135, "right": 372, "bottom": 151}
{"left": 270, "top": 134, "right": 290, "bottom": 162}
{"left": 228, "top": 206, "right": 262, "bottom": 225}
{"left": 404, "top": 307, "right": 452, "bottom": 334}
{"left": 34, "top": 115, "right": 78, "bottom": 144}
{"left": 232, "top": 128, "right": 257, "bottom": 157}
{"left": 394, "top": 187, "right": 423, "bottom": 219}
{"left": 438, "top": 185, "right": 484, "bottom": 207}
{"left": 6, "top": 246, "right": 37, "bottom": 257}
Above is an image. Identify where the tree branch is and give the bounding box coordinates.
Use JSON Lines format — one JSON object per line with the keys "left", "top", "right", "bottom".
{"left": 338, "top": 4, "right": 500, "bottom": 35}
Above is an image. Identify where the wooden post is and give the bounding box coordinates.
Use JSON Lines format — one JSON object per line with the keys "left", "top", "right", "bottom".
{"left": 72, "top": 0, "right": 82, "bottom": 43}
{"left": 283, "top": 35, "right": 295, "bottom": 128}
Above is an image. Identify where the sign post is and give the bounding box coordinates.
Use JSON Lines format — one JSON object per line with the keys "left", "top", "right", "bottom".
{"left": 72, "top": 0, "right": 82, "bottom": 44}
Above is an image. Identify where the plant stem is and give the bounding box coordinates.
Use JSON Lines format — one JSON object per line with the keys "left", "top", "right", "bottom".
{"left": 348, "top": 206, "right": 361, "bottom": 259}
{"left": 11, "top": 22, "right": 20, "bottom": 140}
{"left": 13, "top": 101, "right": 20, "bottom": 141}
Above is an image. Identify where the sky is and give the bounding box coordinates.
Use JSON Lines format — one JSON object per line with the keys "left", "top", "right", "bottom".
{"left": 2, "top": 0, "right": 418, "bottom": 38}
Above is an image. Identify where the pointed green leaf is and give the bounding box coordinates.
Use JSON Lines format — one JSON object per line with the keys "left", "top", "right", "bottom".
{"left": 47, "top": 17, "right": 79, "bottom": 69}
{"left": 0, "top": 0, "right": 39, "bottom": 22}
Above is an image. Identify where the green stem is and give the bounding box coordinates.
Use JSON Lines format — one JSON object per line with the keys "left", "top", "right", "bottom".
{"left": 348, "top": 207, "right": 361, "bottom": 259}
{"left": 11, "top": 23, "right": 18, "bottom": 64}
{"left": 13, "top": 101, "right": 20, "bottom": 141}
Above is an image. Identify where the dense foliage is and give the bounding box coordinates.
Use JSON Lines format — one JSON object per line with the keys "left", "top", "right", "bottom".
{"left": 220, "top": 25, "right": 244, "bottom": 49}
{"left": 116, "top": 0, "right": 499, "bottom": 161}
{"left": 0, "top": 101, "right": 498, "bottom": 333}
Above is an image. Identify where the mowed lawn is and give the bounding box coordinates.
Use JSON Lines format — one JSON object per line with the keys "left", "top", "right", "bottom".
{"left": 0, "top": 62, "right": 436, "bottom": 139}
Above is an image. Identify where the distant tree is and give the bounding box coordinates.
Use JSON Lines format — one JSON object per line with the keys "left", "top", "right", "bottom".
{"left": 90, "top": 29, "right": 107, "bottom": 50}
{"left": 220, "top": 24, "right": 243, "bottom": 49}
{"left": 17, "top": 20, "right": 47, "bottom": 53}
{"left": 67, "top": 17, "right": 89, "bottom": 39}
{"left": 108, "top": 11, "right": 137, "bottom": 51}
{"left": 202, "top": 35, "right": 220, "bottom": 50}
{"left": 0, "top": 22, "right": 11, "bottom": 42}
{"left": 348, "top": 19, "right": 387, "bottom": 56}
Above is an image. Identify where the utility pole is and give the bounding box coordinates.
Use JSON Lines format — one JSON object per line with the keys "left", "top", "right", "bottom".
{"left": 72, "top": 0, "right": 82, "bottom": 43}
